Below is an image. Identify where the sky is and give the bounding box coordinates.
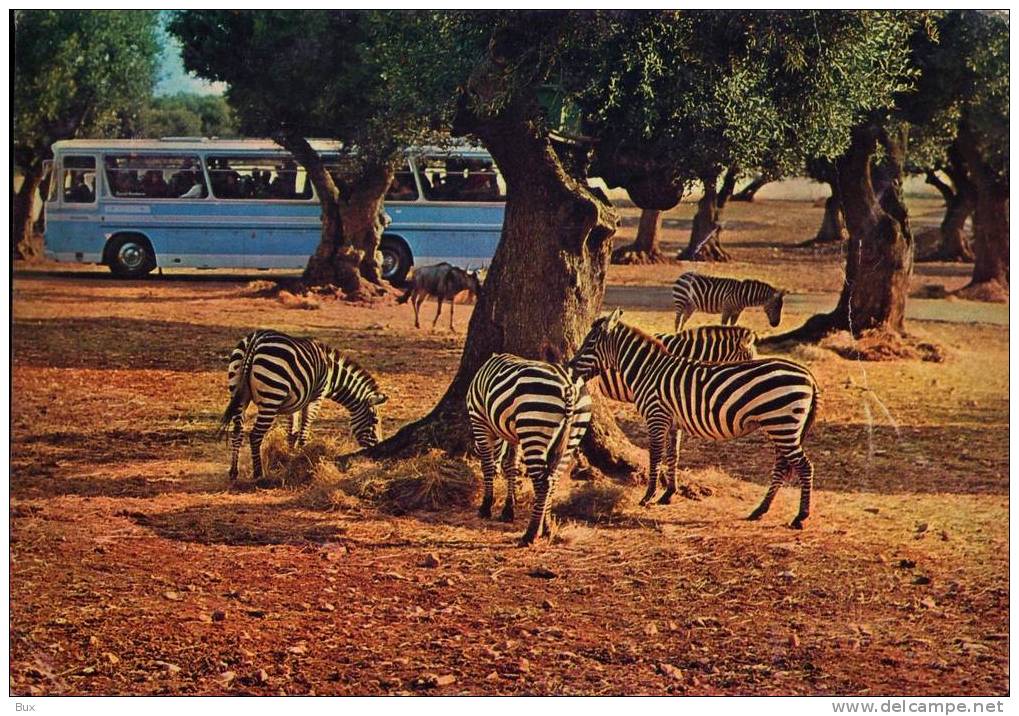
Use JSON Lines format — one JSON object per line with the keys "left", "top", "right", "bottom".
{"left": 154, "top": 13, "right": 226, "bottom": 97}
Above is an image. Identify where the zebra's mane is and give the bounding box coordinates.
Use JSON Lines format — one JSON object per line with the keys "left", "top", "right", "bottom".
{"left": 742, "top": 278, "right": 778, "bottom": 297}
{"left": 615, "top": 321, "right": 670, "bottom": 354}
{"left": 330, "top": 350, "right": 381, "bottom": 395}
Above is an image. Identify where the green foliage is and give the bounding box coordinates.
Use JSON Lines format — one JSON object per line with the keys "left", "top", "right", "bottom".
{"left": 13, "top": 10, "right": 161, "bottom": 164}
{"left": 903, "top": 11, "right": 1008, "bottom": 180}
{"left": 570, "top": 11, "right": 925, "bottom": 186}
{"left": 128, "top": 93, "right": 239, "bottom": 138}
{"left": 170, "top": 10, "right": 450, "bottom": 165}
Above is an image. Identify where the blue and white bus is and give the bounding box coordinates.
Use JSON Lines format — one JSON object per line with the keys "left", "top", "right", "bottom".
{"left": 43, "top": 138, "right": 506, "bottom": 280}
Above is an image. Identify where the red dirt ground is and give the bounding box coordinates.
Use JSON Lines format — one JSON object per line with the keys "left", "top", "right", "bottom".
{"left": 10, "top": 199, "right": 1008, "bottom": 695}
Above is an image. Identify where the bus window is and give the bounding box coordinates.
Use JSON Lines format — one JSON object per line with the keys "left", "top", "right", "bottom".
{"left": 62, "top": 156, "right": 96, "bottom": 204}
{"left": 105, "top": 154, "right": 207, "bottom": 199}
{"left": 207, "top": 156, "right": 312, "bottom": 200}
{"left": 417, "top": 155, "right": 506, "bottom": 202}
{"left": 385, "top": 161, "right": 419, "bottom": 201}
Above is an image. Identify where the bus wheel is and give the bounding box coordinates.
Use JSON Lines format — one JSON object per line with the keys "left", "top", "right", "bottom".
{"left": 108, "top": 235, "right": 156, "bottom": 278}
{"left": 380, "top": 237, "right": 412, "bottom": 285}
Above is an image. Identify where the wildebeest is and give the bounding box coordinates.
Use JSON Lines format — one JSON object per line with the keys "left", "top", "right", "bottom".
{"left": 396, "top": 262, "right": 483, "bottom": 331}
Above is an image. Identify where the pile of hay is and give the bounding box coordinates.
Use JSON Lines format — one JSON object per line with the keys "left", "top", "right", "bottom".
{"left": 259, "top": 430, "right": 346, "bottom": 488}
{"left": 235, "top": 280, "right": 279, "bottom": 298}
{"left": 294, "top": 449, "right": 478, "bottom": 514}
{"left": 820, "top": 329, "right": 945, "bottom": 363}
{"left": 553, "top": 480, "right": 630, "bottom": 523}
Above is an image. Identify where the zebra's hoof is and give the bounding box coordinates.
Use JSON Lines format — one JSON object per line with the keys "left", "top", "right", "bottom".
{"left": 746, "top": 511, "right": 765, "bottom": 521}
{"left": 788, "top": 519, "right": 805, "bottom": 530}
{"left": 478, "top": 506, "right": 493, "bottom": 520}
{"left": 656, "top": 493, "right": 673, "bottom": 505}
{"left": 499, "top": 509, "right": 514, "bottom": 523}
{"left": 517, "top": 534, "right": 537, "bottom": 548}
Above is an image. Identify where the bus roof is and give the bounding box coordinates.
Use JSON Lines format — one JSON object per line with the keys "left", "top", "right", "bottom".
{"left": 51, "top": 138, "right": 492, "bottom": 157}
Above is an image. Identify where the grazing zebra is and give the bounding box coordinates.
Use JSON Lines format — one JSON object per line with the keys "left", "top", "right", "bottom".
{"left": 571, "top": 309, "right": 819, "bottom": 528}
{"left": 220, "top": 329, "right": 388, "bottom": 483}
{"left": 467, "top": 354, "right": 593, "bottom": 545}
{"left": 672, "top": 272, "right": 785, "bottom": 331}
{"left": 596, "top": 324, "right": 756, "bottom": 403}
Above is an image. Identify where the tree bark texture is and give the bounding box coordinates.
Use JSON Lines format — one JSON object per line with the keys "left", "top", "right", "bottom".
{"left": 766, "top": 123, "right": 914, "bottom": 343}
{"left": 680, "top": 167, "right": 736, "bottom": 261}
{"left": 953, "top": 124, "right": 1007, "bottom": 301}
{"left": 272, "top": 132, "right": 372, "bottom": 299}
{"left": 732, "top": 175, "right": 769, "bottom": 202}
{"left": 611, "top": 208, "right": 667, "bottom": 264}
{"left": 804, "top": 187, "right": 849, "bottom": 246}
{"left": 340, "top": 162, "right": 395, "bottom": 287}
{"left": 13, "top": 163, "right": 45, "bottom": 261}
{"left": 371, "top": 90, "right": 639, "bottom": 476}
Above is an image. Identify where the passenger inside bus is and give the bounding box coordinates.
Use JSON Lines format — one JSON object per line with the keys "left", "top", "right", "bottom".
{"left": 386, "top": 172, "right": 418, "bottom": 201}
{"left": 141, "top": 170, "right": 169, "bottom": 198}
{"left": 64, "top": 173, "right": 95, "bottom": 203}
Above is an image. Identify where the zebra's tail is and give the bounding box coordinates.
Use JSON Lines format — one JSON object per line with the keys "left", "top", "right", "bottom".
{"left": 802, "top": 385, "right": 819, "bottom": 440}
{"left": 217, "top": 337, "right": 258, "bottom": 440}
{"left": 544, "top": 376, "right": 579, "bottom": 478}
{"left": 396, "top": 287, "right": 413, "bottom": 304}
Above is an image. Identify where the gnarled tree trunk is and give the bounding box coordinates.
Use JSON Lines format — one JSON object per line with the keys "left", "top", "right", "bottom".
{"left": 802, "top": 184, "right": 849, "bottom": 246}
{"left": 732, "top": 174, "right": 769, "bottom": 202}
{"left": 272, "top": 132, "right": 377, "bottom": 300}
{"left": 14, "top": 162, "right": 45, "bottom": 261}
{"left": 954, "top": 124, "right": 1008, "bottom": 302}
{"left": 611, "top": 208, "right": 666, "bottom": 264}
{"left": 920, "top": 140, "right": 974, "bottom": 262}
{"left": 767, "top": 123, "right": 914, "bottom": 343}
{"left": 371, "top": 68, "right": 641, "bottom": 478}
{"left": 680, "top": 166, "right": 737, "bottom": 261}
{"left": 340, "top": 162, "right": 395, "bottom": 287}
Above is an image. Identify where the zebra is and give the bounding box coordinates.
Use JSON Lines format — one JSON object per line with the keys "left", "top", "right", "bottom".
{"left": 672, "top": 272, "right": 785, "bottom": 331}
{"left": 219, "top": 329, "right": 388, "bottom": 483}
{"left": 658, "top": 325, "right": 757, "bottom": 363}
{"left": 596, "top": 324, "right": 757, "bottom": 403}
{"left": 570, "top": 309, "right": 819, "bottom": 528}
{"left": 466, "top": 354, "right": 593, "bottom": 545}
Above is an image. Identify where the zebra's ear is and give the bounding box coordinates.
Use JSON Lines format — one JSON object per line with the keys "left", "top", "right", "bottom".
{"left": 606, "top": 307, "right": 623, "bottom": 328}
{"left": 368, "top": 393, "right": 389, "bottom": 406}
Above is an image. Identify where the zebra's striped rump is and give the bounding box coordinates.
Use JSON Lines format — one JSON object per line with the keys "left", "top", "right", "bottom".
{"left": 595, "top": 325, "right": 756, "bottom": 403}
{"left": 672, "top": 272, "right": 784, "bottom": 330}
{"left": 573, "top": 309, "right": 818, "bottom": 528}
{"left": 467, "top": 353, "right": 592, "bottom": 545}
{"left": 222, "top": 329, "right": 388, "bottom": 484}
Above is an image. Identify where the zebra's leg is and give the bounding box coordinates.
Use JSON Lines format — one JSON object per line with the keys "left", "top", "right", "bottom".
{"left": 731, "top": 309, "right": 744, "bottom": 326}
{"left": 521, "top": 471, "right": 550, "bottom": 546}
{"left": 500, "top": 442, "right": 520, "bottom": 522}
{"left": 788, "top": 452, "right": 814, "bottom": 529}
{"left": 675, "top": 305, "right": 692, "bottom": 332}
{"left": 540, "top": 456, "right": 573, "bottom": 538}
{"left": 747, "top": 449, "right": 790, "bottom": 521}
{"left": 249, "top": 407, "right": 278, "bottom": 484}
{"left": 470, "top": 417, "right": 499, "bottom": 519}
{"left": 432, "top": 297, "right": 444, "bottom": 330}
{"left": 297, "top": 398, "right": 323, "bottom": 447}
{"left": 640, "top": 412, "right": 670, "bottom": 506}
{"left": 229, "top": 413, "right": 244, "bottom": 482}
{"left": 657, "top": 425, "right": 681, "bottom": 505}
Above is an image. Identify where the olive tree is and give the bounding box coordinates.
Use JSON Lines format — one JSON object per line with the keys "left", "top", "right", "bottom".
{"left": 13, "top": 10, "right": 161, "bottom": 259}
{"left": 171, "top": 10, "right": 441, "bottom": 297}
{"left": 579, "top": 12, "right": 923, "bottom": 269}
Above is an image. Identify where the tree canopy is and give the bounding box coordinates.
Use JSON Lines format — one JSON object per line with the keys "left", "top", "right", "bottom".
{"left": 129, "top": 93, "right": 238, "bottom": 139}
{"left": 13, "top": 10, "right": 161, "bottom": 165}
